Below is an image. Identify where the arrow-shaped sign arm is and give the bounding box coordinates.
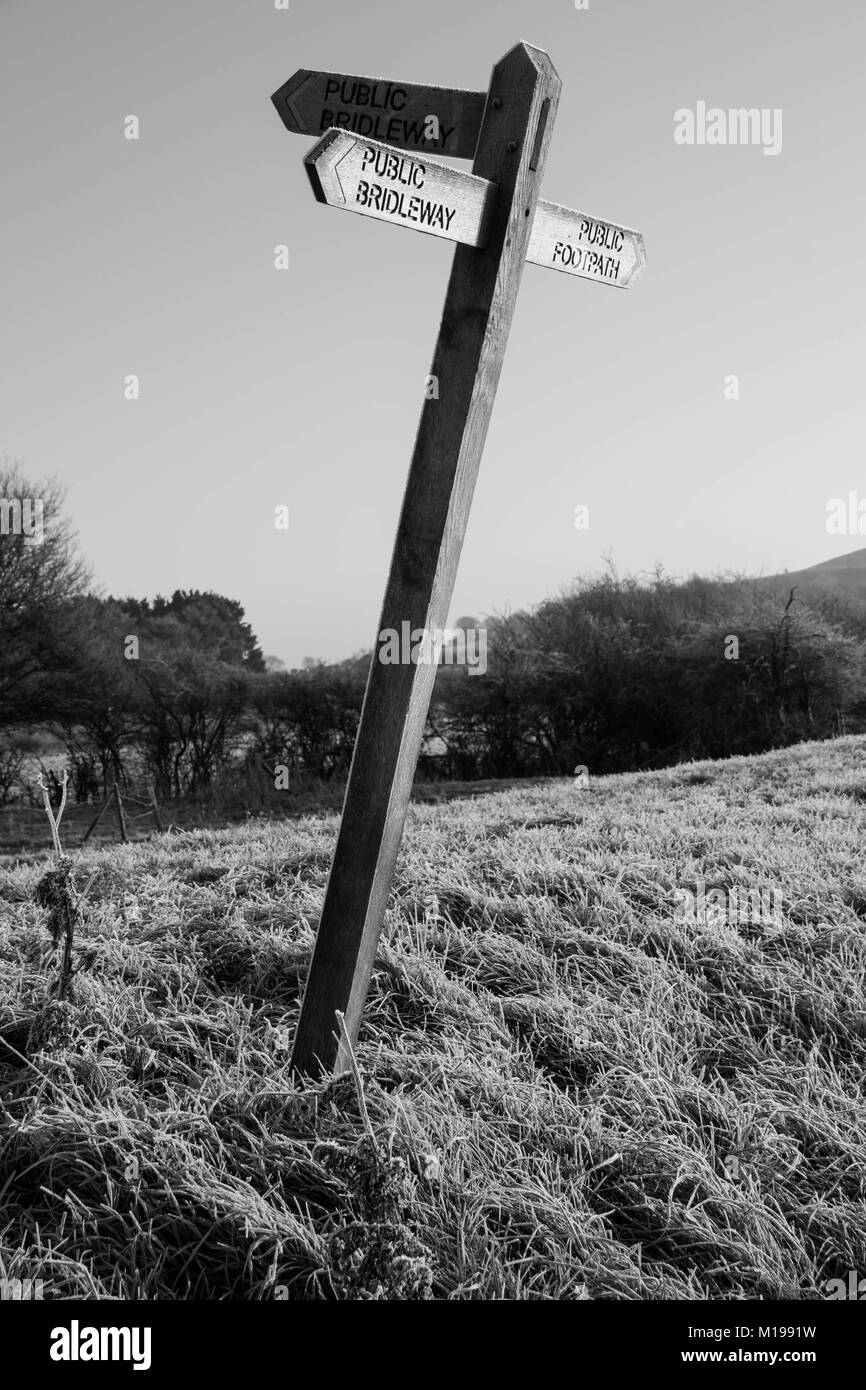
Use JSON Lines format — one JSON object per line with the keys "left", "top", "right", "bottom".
{"left": 272, "top": 68, "right": 487, "bottom": 157}
{"left": 529, "top": 200, "right": 646, "bottom": 288}
{"left": 303, "top": 129, "right": 497, "bottom": 248}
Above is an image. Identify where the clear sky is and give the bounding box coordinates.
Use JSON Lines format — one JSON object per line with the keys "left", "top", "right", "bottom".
{"left": 2, "top": 0, "right": 864, "bottom": 667}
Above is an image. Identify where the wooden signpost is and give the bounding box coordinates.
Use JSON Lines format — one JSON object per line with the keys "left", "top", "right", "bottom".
{"left": 271, "top": 43, "right": 645, "bottom": 1078}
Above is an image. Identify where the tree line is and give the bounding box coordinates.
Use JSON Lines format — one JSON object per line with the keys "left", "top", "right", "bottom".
{"left": 2, "top": 463, "right": 864, "bottom": 807}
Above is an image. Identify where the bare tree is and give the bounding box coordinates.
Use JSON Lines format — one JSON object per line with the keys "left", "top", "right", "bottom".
{"left": 0, "top": 460, "right": 91, "bottom": 727}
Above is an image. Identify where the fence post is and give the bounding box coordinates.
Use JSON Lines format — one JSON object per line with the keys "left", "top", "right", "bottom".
{"left": 82, "top": 792, "right": 113, "bottom": 845}
{"left": 113, "top": 784, "right": 128, "bottom": 843}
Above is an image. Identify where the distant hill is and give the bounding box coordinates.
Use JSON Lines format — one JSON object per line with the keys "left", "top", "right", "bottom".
{"left": 763, "top": 545, "right": 866, "bottom": 593}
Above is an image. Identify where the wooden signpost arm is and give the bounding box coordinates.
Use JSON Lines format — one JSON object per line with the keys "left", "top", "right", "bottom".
{"left": 291, "top": 42, "right": 561, "bottom": 1079}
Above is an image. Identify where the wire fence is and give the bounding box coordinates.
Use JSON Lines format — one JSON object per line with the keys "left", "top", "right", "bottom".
{"left": 0, "top": 791, "right": 161, "bottom": 856}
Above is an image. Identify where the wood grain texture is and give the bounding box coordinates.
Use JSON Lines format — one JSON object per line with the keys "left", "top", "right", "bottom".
{"left": 304, "top": 130, "right": 496, "bottom": 247}
{"left": 290, "top": 42, "right": 561, "bottom": 1079}
{"left": 272, "top": 69, "right": 486, "bottom": 158}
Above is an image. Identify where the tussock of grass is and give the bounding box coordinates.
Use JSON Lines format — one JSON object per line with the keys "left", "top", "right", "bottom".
{"left": 0, "top": 737, "right": 865, "bottom": 1299}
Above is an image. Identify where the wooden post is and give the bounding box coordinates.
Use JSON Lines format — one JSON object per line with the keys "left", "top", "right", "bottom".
{"left": 291, "top": 42, "right": 560, "bottom": 1078}
{"left": 82, "top": 791, "right": 113, "bottom": 845}
{"left": 150, "top": 787, "right": 164, "bottom": 832}
{"left": 113, "top": 783, "right": 128, "bottom": 843}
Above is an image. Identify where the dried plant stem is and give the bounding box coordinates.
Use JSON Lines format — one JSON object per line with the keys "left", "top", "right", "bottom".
{"left": 335, "top": 1009, "right": 375, "bottom": 1141}
{"left": 37, "top": 770, "right": 68, "bottom": 859}
{"left": 33, "top": 772, "right": 94, "bottom": 1001}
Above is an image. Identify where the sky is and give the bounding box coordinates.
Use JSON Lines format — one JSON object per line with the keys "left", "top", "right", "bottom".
{"left": 2, "top": 0, "right": 865, "bottom": 668}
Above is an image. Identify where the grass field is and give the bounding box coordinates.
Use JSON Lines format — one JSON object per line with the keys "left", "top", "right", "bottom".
{"left": 1, "top": 736, "right": 865, "bottom": 1300}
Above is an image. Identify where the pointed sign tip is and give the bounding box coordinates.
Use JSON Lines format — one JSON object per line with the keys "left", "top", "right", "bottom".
{"left": 304, "top": 127, "right": 344, "bottom": 160}
{"left": 271, "top": 69, "right": 313, "bottom": 130}
{"left": 303, "top": 128, "right": 347, "bottom": 204}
